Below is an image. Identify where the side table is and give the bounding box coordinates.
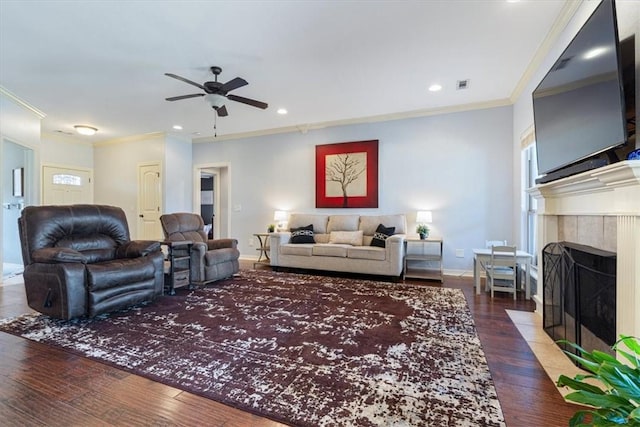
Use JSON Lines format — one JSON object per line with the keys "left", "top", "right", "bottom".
{"left": 162, "top": 240, "right": 192, "bottom": 295}
{"left": 253, "top": 233, "right": 271, "bottom": 268}
{"left": 403, "top": 237, "right": 444, "bottom": 282}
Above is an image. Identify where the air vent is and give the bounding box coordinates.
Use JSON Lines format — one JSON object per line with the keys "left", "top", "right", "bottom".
{"left": 456, "top": 79, "right": 470, "bottom": 90}
{"left": 54, "top": 130, "right": 73, "bottom": 135}
{"left": 551, "top": 57, "right": 572, "bottom": 72}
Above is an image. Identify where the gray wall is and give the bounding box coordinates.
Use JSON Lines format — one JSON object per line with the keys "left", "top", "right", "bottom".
{"left": 194, "top": 105, "right": 514, "bottom": 274}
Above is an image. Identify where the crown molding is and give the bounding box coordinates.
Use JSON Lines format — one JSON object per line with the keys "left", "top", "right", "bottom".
{"left": 194, "top": 98, "right": 512, "bottom": 143}
{"left": 510, "top": 0, "right": 583, "bottom": 103}
{"left": 0, "top": 85, "right": 46, "bottom": 119}
{"left": 92, "top": 131, "right": 167, "bottom": 147}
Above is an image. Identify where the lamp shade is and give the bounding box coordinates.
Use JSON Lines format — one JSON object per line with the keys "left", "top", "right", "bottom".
{"left": 273, "top": 210, "right": 288, "bottom": 222}
{"left": 416, "top": 211, "right": 433, "bottom": 223}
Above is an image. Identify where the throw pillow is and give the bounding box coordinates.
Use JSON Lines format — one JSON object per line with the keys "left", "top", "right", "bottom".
{"left": 290, "top": 224, "right": 315, "bottom": 244}
{"left": 329, "top": 230, "right": 364, "bottom": 246}
{"left": 370, "top": 224, "right": 395, "bottom": 248}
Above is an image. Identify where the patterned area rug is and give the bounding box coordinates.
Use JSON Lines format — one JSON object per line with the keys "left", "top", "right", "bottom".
{"left": 0, "top": 270, "right": 505, "bottom": 426}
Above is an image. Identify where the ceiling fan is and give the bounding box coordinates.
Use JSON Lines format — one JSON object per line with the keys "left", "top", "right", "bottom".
{"left": 164, "top": 66, "right": 268, "bottom": 117}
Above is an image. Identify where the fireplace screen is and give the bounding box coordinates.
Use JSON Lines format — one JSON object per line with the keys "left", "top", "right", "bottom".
{"left": 542, "top": 242, "right": 616, "bottom": 360}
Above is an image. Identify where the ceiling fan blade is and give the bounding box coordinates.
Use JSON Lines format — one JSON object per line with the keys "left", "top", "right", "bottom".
{"left": 164, "top": 73, "right": 206, "bottom": 90}
{"left": 216, "top": 105, "right": 229, "bottom": 117}
{"left": 227, "top": 94, "right": 268, "bottom": 109}
{"left": 165, "top": 93, "right": 205, "bottom": 101}
{"left": 220, "top": 77, "right": 248, "bottom": 93}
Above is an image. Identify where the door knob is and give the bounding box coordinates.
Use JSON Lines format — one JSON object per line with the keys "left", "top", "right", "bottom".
{"left": 139, "top": 214, "right": 144, "bottom": 218}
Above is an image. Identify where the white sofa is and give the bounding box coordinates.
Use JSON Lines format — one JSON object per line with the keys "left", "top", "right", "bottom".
{"left": 269, "top": 213, "right": 407, "bottom": 278}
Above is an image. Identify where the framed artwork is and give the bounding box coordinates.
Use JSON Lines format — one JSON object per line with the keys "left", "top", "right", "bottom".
{"left": 13, "top": 167, "right": 24, "bottom": 197}
{"left": 315, "top": 140, "right": 378, "bottom": 208}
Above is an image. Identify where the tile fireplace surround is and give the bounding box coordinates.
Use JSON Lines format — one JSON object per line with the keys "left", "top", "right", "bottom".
{"left": 530, "top": 160, "right": 640, "bottom": 340}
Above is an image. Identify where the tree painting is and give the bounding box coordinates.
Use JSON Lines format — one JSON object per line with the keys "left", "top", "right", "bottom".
{"left": 325, "top": 152, "right": 367, "bottom": 207}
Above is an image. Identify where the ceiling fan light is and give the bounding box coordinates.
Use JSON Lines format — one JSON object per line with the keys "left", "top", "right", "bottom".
{"left": 74, "top": 125, "right": 98, "bottom": 136}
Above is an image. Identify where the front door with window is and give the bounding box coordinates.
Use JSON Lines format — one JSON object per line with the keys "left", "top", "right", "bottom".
{"left": 42, "top": 165, "right": 93, "bottom": 205}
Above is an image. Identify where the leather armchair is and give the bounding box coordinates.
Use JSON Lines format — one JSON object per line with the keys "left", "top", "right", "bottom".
{"left": 160, "top": 213, "right": 239, "bottom": 285}
{"left": 18, "top": 204, "right": 164, "bottom": 319}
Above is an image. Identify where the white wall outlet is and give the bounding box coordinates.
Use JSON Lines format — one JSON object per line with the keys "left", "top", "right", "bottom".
{"left": 233, "top": 204, "right": 242, "bottom": 212}
{"left": 455, "top": 249, "right": 465, "bottom": 258}
{"left": 248, "top": 238, "right": 255, "bottom": 247}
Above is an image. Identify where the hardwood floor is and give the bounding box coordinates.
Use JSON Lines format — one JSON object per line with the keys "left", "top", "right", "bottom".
{"left": 0, "top": 263, "right": 580, "bottom": 426}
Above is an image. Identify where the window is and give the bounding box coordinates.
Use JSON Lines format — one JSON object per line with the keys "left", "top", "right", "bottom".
{"left": 52, "top": 174, "right": 81, "bottom": 186}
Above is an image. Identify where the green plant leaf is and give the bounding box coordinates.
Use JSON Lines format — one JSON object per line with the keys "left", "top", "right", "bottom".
{"left": 558, "top": 374, "right": 606, "bottom": 394}
{"left": 564, "top": 390, "right": 630, "bottom": 409}
{"left": 617, "top": 348, "right": 640, "bottom": 369}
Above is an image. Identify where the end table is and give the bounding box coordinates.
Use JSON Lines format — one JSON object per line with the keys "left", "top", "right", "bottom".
{"left": 403, "top": 237, "right": 444, "bottom": 282}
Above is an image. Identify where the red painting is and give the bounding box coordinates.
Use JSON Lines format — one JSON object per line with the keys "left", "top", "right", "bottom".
{"left": 315, "top": 140, "right": 378, "bottom": 208}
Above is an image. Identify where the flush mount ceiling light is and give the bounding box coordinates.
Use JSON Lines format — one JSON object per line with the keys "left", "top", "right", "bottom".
{"left": 74, "top": 125, "right": 98, "bottom": 136}
{"left": 277, "top": 108, "right": 288, "bottom": 115}
{"left": 428, "top": 84, "right": 442, "bottom": 92}
{"left": 172, "top": 125, "right": 183, "bottom": 130}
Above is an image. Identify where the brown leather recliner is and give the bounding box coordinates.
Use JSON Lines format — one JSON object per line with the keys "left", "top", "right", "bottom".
{"left": 160, "top": 213, "right": 239, "bottom": 285}
{"left": 18, "top": 204, "right": 164, "bottom": 319}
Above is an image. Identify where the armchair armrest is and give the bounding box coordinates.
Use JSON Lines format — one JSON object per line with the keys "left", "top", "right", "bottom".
{"left": 206, "top": 238, "right": 238, "bottom": 250}
{"left": 116, "top": 240, "right": 162, "bottom": 258}
{"left": 31, "top": 247, "right": 86, "bottom": 264}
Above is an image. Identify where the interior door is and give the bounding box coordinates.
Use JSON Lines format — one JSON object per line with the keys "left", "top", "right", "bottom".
{"left": 42, "top": 165, "right": 93, "bottom": 205}
{"left": 137, "top": 163, "right": 162, "bottom": 240}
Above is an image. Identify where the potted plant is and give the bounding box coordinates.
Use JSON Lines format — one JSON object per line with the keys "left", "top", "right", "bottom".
{"left": 267, "top": 224, "right": 275, "bottom": 233}
{"left": 416, "top": 224, "right": 429, "bottom": 240}
{"left": 556, "top": 335, "right": 640, "bottom": 426}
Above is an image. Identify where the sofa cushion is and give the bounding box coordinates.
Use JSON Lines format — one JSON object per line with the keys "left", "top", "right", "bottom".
{"left": 290, "top": 224, "right": 315, "bottom": 244}
{"left": 329, "top": 230, "right": 363, "bottom": 246}
{"left": 312, "top": 244, "right": 349, "bottom": 258}
{"left": 371, "top": 224, "right": 396, "bottom": 248}
{"left": 289, "top": 214, "right": 329, "bottom": 234}
{"left": 281, "top": 244, "right": 314, "bottom": 256}
{"left": 327, "top": 215, "right": 360, "bottom": 232}
{"left": 360, "top": 214, "right": 407, "bottom": 235}
{"left": 347, "top": 246, "right": 386, "bottom": 261}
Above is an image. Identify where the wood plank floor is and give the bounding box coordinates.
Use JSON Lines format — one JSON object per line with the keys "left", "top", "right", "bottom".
{"left": 0, "top": 262, "right": 581, "bottom": 426}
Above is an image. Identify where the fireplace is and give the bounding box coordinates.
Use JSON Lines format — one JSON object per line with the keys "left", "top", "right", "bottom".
{"left": 529, "top": 161, "right": 639, "bottom": 347}
{"left": 543, "top": 242, "right": 617, "bottom": 358}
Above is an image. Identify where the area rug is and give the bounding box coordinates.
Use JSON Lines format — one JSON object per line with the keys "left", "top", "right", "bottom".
{"left": 0, "top": 270, "right": 505, "bottom": 426}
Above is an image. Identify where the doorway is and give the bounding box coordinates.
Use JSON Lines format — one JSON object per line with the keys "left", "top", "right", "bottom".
{"left": 194, "top": 164, "right": 230, "bottom": 239}
{"left": 2, "top": 139, "right": 34, "bottom": 280}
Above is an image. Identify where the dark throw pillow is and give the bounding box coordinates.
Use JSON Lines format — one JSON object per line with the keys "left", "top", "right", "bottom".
{"left": 290, "top": 224, "right": 315, "bottom": 244}
{"left": 370, "top": 224, "right": 395, "bottom": 248}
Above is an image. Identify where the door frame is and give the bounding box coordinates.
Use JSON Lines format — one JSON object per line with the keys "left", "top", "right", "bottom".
{"left": 193, "top": 162, "right": 231, "bottom": 239}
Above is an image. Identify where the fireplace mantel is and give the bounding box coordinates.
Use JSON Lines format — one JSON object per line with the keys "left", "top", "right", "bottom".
{"left": 529, "top": 160, "right": 640, "bottom": 339}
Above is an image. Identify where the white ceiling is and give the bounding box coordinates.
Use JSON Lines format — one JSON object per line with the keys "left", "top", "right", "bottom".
{"left": 0, "top": 0, "right": 573, "bottom": 143}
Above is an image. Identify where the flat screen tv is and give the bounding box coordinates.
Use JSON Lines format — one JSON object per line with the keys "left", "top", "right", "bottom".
{"left": 533, "top": 0, "right": 627, "bottom": 182}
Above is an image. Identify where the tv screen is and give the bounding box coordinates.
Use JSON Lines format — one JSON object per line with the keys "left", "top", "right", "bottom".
{"left": 533, "top": 0, "right": 627, "bottom": 177}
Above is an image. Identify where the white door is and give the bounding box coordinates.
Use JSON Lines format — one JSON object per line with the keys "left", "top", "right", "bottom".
{"left": 42, "top": 166, "right": 93, "bottom": 205}
{"left": 137, "top": 163, "right": 162, "bottom": 240}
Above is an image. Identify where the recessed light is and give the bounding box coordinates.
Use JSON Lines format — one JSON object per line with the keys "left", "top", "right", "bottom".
{"left": 277, "top": 108, "right": 288, "bottom": 115}
{"left": 173, "top": 125, "right": 183, "bottom": 130}
{"left": 74, "top": 125, "right": 98, "bottom": 136}
{"left": 428, "top": 84, "right": 442, "bottom": 92}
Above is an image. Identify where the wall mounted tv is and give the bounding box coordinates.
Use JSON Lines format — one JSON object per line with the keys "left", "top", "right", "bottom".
{"left": 533, "top": 0, "right": 628, "bottom": 184}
